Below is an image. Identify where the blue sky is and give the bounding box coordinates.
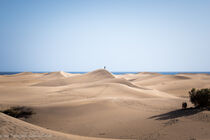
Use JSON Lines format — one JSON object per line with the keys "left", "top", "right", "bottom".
{"left": 0, "top": 0, "right": 210, "bottom": 72}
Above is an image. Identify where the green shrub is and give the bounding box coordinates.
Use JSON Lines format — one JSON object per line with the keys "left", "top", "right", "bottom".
{"left": 0, "top": 106, "right": 34, "bottom": 118}
{"left": 189, "top": 88, "right": 210, "bottom": 107}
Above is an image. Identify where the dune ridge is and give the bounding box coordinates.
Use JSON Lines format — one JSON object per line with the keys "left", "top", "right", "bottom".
{"left": 34, "top": 69, "right": 115, "bottom": 86}
{"left": 44, "top": 71, "right": 72, "bottom": 78}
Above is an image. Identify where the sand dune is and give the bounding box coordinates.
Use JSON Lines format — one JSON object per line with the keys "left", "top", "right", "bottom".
{"left": 7, "top": 72, "right": 35, "bottom": 76}
{"left": 128, "top": 73, "right": 210, "bottom": 97}
{"left": 0, "top": 113, "right": 119, "bottom": 140}
{"left": 0, "top": 72, "right": 45, "bottom": 86}
{"left": 34, "top": 69, "right": 114, "bottom": 86}
{"left": 115, "top": 72, "right": 161, "bottom": 82}
{"left": 0, "top": 69, "right": 210, "bottom": 140}
{"left": 132, "top": 74, "right": 191, "bottom": 86}
{"left": 44, "top": 71, "right": 71, "bottom": 78}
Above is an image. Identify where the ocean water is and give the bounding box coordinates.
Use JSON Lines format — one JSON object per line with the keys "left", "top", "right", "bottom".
{"left": 0, "top": 72, "right": 210, "bottom": 75}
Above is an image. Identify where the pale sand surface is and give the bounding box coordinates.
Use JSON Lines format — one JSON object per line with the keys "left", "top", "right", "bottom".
{"left": 0, "top": 69, "right": 210, "bottom": 140}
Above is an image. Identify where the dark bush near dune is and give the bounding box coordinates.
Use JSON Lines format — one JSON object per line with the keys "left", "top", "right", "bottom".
{"left": 189, "top": 88, "right": 210, "bottom": 108}
{"left": 0, "top": 106, "right": 34, "bottom": 118}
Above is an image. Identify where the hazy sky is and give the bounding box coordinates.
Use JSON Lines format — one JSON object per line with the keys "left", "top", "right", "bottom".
{"left": 0, "top": 0, "right": 210, "bottom": 72}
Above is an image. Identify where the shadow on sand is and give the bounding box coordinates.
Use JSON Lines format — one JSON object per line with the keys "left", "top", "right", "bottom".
{"left": 149, "top": 108, "right": 204, "bottom": 120}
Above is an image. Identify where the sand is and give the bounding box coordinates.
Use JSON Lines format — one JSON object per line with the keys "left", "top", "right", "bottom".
{"left": 0, "top": 69, "right": 210, "bottom": 140}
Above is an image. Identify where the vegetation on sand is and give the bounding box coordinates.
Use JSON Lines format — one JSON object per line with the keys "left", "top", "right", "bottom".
{"left": 0, "top": 106, "right": 34, "bottom": 118}
{"left": 189, "top": 88, "right": 210, "bottom": 108}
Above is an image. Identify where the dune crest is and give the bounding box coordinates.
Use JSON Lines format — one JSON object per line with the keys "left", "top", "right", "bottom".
{"left": 8, "top": 72, "right": 34, "bottom": 76}
{"left": 45, "top": 71, "right": 71, "bottom": 78}
{"left": 85, "top": 69, "right": 114, "bottom": 79}
{"left": 34, "top": 69, "right": 115, "bottom": 86}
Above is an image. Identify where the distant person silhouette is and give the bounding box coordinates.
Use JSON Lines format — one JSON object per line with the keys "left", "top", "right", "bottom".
{"left": 104, "top": 66, "right": 106, "bottom": 69}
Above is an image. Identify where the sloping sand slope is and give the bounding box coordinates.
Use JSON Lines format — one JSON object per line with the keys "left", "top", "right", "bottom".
{"left": 0, "top": 113, "right": 119, "bottom": 140}
{"left": 0, "top": 70, "right": 210, "bottom": 140}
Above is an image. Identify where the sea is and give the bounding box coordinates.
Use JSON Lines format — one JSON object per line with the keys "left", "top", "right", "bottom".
{"left": 0, "top": 72, "right": 210, "bottom": 75}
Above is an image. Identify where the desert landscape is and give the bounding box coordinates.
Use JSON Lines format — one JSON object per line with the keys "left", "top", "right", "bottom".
{"left": 0, "top": 69, "right": 210, "bottom": 140}
{"left": 1, "top": 0, "right": 210, "bottom": 139}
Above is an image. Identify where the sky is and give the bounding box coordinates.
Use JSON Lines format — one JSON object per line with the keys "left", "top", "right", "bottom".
{"left": 0, "top": 0, "right": 210, "bottom": 72}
